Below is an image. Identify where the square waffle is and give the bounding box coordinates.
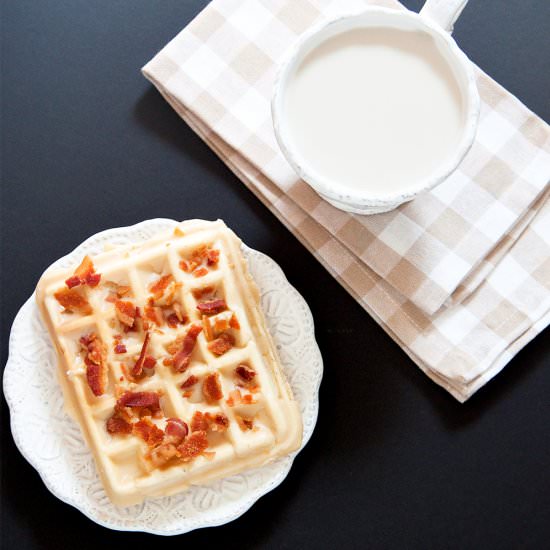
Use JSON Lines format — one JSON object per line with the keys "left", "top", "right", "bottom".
{"left": 36, "top": 219, "right": 302, "bottom": 506}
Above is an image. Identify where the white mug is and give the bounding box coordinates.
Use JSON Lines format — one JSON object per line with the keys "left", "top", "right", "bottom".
{"left": 272, "top": 0, "right": 480, "bottom": 214}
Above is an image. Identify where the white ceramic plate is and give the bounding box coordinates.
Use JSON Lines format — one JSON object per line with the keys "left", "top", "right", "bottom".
{"left": 3, "top": 218, "right": 322, "bottom": 535}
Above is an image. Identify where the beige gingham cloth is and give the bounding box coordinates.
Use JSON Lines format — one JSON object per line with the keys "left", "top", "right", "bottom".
{"left": 143, "top": 0, "right": 550, "bottom": 401}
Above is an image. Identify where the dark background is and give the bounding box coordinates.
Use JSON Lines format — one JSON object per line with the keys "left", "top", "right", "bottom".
{"left": 2, "top": 1, "right": 549, "bottom": 548}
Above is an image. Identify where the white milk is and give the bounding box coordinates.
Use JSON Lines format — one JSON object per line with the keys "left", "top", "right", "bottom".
{"left": 284, "top": 27, "right": 465, "bottom": 195}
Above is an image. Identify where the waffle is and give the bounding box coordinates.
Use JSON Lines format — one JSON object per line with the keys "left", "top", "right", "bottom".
{"left": 36, "top": 219, "right": 302, "bottom": 506}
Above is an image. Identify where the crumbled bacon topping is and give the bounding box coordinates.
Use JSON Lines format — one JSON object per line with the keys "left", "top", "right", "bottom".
{"left": 65, "top": 255, "right": 101, "bottom": 289}
{"left": 202, "top": 315, "right": 214, "bottom": 341}
{"left": 229, "top": 313, "right": 240, "bottom": 330}
{"left": 179, "top": 247, "right": 220, "bottom": 277}
{"left": 114, "top": 343, "right": 127, "bottom": 354}
{"left": 181, "top": 375, "right": 198, "bottom": 389}
{"left": 144, "top": 304, "right": 164, "bottom": 327}
{"left": 235, "top": 364, "right": 256, "bottom": 382}
{"left": 115, "top": 300, "right": 137, "bottom": 328}
{"left": 226, "top": 389, "right": 242, "bottom": 407}
{"left": 203, "top": 373, "right": 223, "bottom": 402}
{"left": 106, "top": 414, "right": 132, "bottom": 435}
{"left": 164, "top": 418, "right": 188, "bottom": 443}
{"left": 209, "top": 413, "right": 229, "bottom": 432}
{"left": 190, "top": 411, "right": 229, "bottom": 433}
{"left": 143, "top": 356, "right": 156, "bottom": 369}
{"left": 206, "top": 249, "right": 219, "bottom": 266}
{"left": 190, "top": 411, "right": 209, "bottom": 432}
{"left": 148, "top": 442, "right": 179, "bottom": 467}
{"left": 172, "top": 324, "right": 202, "bottom": 372}
{"left": 65, "top": 276, "right": 81, "bottom": 289}
{"left": 54, "top": 288, "right": 93, "bottom": 315}
{"left": 236, "top": 415, "right": 254, "bottom": 431}
{"left": 207, "top": 333, "right": 235, "bottom": 356}
{"left": 133, "top": 418, "right": 164, "bottom": 447}
{"left": 131, "top": 331, "right": 152, "bottom": 378}
{"left": 79, "top": 333, "right": 107, "bottom": 396}
{"left": 177, "top": 431, "right": 208, "bottom": 461}
{"left": 196, "top": 299, "right": 227, "bottom": 315}
{"left": 150, "top": 274, "right": 174, "bottom": 299}
{"left": 192, "top": 285, "right": 215, "bottom": 300}
{"left": 105, "top": 282, "right": 131, "bottom": 303}
{"left": 117, "top": 390, "right": 160, "bottom": 415}
{"left": 149, "top": 274, "right": 179, "bottom": 306}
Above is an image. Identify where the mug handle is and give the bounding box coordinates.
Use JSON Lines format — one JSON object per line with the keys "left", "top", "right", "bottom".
{"left": 420, "top": 0, "right": 469, "bottom": 33}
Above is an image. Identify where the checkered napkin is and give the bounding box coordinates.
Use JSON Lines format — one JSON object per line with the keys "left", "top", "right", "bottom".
{"left": 143, "top": 0, "right": 550, "bottom": 401}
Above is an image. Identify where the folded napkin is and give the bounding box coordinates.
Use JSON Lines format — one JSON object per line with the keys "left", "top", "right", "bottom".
{"left": 143, "top": 0, "right": 550, "bottom": 401}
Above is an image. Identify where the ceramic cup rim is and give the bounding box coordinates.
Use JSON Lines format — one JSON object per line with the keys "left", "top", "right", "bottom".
{"left": 271, "top": 6, "right": 480, "bottom": 211}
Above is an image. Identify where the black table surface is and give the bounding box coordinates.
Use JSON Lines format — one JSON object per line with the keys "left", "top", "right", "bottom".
{"left": 2, "top": 1, "right": 549, "bottom": 548}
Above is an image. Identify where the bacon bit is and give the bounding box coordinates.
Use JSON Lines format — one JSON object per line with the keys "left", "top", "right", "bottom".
{"left": 133, "top": 418, "right": 164, "bottom": 447}
{"left": 181, "top": 375, "right": 198, "bottom": 389}
{"left": 226, "top": 389, "right": 242, "bottom": 407}
{"left": 202, "top": 451, "right": 216, "bottom": 461}
{"left": 197, "top": 299, "right": 227, "bottom": 315}
{"left": 131, "top": 332, "right": 151, "bottom": 378}
{"left": 105, "top": 281, "right": 131, "bottom": 294}
{"left": 114, "top": 343, "right": 127, "bottom": 354}
{"left": 236, "top": 415, "right": 254, "bottom": 431}
{"left": 203, "top": 373, "right": 223, "bottom": 402}
{"left": 86, "top": 362, "right": 104, "bottom": 398}
{"left": 86, "top": 272, "right": 101, "bottom": 287}
{"left": 165, "top": 418, "right": 188, "bottom": 443}
{"left": 236, "top": 364, "right": 256, "bottom": 382}
{"left": 166, "top": 313, "right": 180, "bottom": 328}
{"left": 229, "top": 313, "right": 240, "bottom": 330}
{"left": 163, "top": 357, "right": 174, "bottom": 367}
{"left": 149, "top": 442, "right": 179, "bottom": 467}
{"left": 193, "top": 267, "right": 208, "bottom": 278}
{"left": 207, "top": 333, "right": 235, "bottom": 356}
{"left": 190, "top": 411, "right": 229, "bottom": 433}
{"left": 192, "top": 286, "right": 215, "bottom": 300}
{"left": 66, "top": 255, "right": 101, "bottom": 289}
{"left": 249, "top": 385, "right": 260, "bottom": 394}
{"left": 149, "top": 274, "right": 179, "bottom": 306}
{"left": 206, "top": 249, "right": 220, "bottom": 266}
{"left": 65, "top": 275, "right": 81, "bottom": 289}
{"left": 80, "top": 333, "right": 107, "bottom": 396}
{"left": 74, "top": 255, "right": 94, "bottom": 279}
{"left": 165, "top": 336, "right": 184, "bottom": 356}
{"left": 202, "top": 315, "right": 213, "bottom": 342}
{"left": 54, "top": 288, "right": 93, "bottom": 315}
{"left": 150, "top": 274, "right": 174, "bottom": 299}
{"left": 182, "top": 390, "right": 193, "bottom": 398}
{"left": 179, "top": 259, "right": 192, "bottom": 273}
{"left": 214, "top": 318, "right": 229, "bottom": 333}
{"left": 106, "top": 414, "right": 132, "bottom": 435}
{"left": 178, "top": 431, "right": 208, "bottom": 461}
{"left": 105, "top": 292, "right": 118, "bottom": 303}
{"left": 173, "top": 302, "right": 186, "bottom": 322}
{"left": 241, "top": 394, "right": 257, "bottom": 405}
{"left": 144, "top": 304, "right": 164, "bottom": 327}
{"left": 115, "top": 300, "right": 137, "bottom": 327}
{"left": 173, "top": 325, "right": 202, "bottom": 372}
{"left": 190, "top": 411, "right": 209, "bottom": 432}
{"left": 143, "top": 355, "right": 156, "bottom": 370}
{"left": 208, "top": 413, "right": 229, "bottom": 432}
{"left": 117, "top": 390, "right": 160, "bottom": 413}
